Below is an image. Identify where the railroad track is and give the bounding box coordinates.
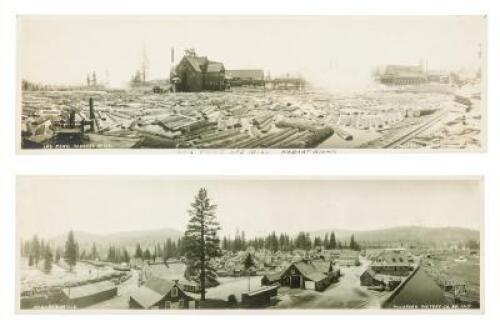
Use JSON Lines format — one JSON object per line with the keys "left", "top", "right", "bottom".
{"left": 361, "top": 110, "right": 448, "bottom": 149}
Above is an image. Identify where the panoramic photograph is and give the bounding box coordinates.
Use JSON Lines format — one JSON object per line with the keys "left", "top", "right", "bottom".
{"left": 16, "top": 177, "right": 482, "bottom": 311}
{"left": 17, "top": 16, "right": 485, "bottom": 151}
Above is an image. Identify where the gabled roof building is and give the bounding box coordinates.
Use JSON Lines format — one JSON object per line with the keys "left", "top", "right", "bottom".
{"left": 261, "top": 259, "right": 340, "bottom": 291}
{"left": 172, "top": 52, "right": 226, "bottom": 92}
{"left": 129, "top": 278, "right": 194, "bottom": 309}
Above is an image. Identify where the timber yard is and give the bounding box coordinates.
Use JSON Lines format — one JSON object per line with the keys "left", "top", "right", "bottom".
{"left": 20, "top": 50, "right": 483, "bottom": 150}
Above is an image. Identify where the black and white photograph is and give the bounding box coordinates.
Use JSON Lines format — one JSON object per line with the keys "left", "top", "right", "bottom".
{"left": 17, "top": 16, "right": 486, "bottom": 152}
{"left": 16, "top": 177, "right": 482, "bottom": 312}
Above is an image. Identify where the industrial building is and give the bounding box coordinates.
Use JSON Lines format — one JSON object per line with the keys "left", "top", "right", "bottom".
{"left": 172, "top": 51, "right": 226, "bottom": 92}
{"left": 379, "top": 64, "right": 428, "bottom": 85}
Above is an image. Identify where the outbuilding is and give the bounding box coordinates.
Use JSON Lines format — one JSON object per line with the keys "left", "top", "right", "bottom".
{"left": 61, "top": 281, "right": 117, "bottom": 308}
{"left": 241, "top": 285, "right": 279, "bottom": 307}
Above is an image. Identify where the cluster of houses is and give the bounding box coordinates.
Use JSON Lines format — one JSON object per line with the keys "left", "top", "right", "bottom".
{"left": 125, "top": 248, "right": 364, "bottom": 309}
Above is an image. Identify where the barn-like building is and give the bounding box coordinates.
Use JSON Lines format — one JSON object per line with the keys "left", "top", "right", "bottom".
{"left": 261, "top": 259, "right": 340, "bottom": 291}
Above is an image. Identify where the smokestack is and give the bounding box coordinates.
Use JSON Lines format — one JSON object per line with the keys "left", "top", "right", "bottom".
{"left": 171, "top": 47, "right": 175, "bottom": 64}
{"left": 89, "top": 97, "right": 96, "bottom": 132}
{"left": 89, "top": 98, "right": 95, "bottom": 120}
{"left": 69, "top": 110, "right": 75, "bottom": 128}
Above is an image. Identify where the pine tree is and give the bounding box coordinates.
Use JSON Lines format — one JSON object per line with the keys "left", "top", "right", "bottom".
{"left": 122, "top": 249, "right": 130, "bottom": 264}
{"left": 183, "top": 188, "right": 222, "bottom": 301}
{"left": 64, "top": 230, "right": 78, "bottom": 272}
{"left": 32, "top": 235, "right": 41, "bottom": 265}
{"left": 43, "top": 246, "right": 53, "bottom": 274}
{"left": 55, "top": 248, "right": 61, "bottom": 264}
{"left": 134, "top": 243, "right": 143, "bottom": 259}
{"left": 144, "top": 248, "right": 151, "bottom": 261}
{"left": 243, "top": 253, "right": 255, "bottom": 291}
{"left": 329, "top": 232, "right": 336, "bottom": 249}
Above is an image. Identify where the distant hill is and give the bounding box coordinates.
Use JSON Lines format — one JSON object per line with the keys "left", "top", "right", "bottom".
{"left": 51, "top": 227, "right": 183, "bottom": 251}
{"left": 310, "top": 226, "right": 480, "bottom": 246}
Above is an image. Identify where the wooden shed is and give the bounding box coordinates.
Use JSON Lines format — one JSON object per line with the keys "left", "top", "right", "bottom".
{"left": 61, "top": 281, "right": 117, "bottom": 308}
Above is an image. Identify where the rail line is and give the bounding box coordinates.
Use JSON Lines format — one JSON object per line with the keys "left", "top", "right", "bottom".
{"left": 361, "top": 110, "right": 448, "bottom": 149}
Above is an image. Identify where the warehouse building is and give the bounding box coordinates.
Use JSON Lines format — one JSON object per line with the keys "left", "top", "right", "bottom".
{"left": 226, "top": 69, "right": 265, "bottom": 87}
{"left": 61, "top": 281, "right": 118, "bottom": 308}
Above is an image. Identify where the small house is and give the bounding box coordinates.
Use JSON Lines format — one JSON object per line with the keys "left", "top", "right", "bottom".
{"left": 129, "top": 278, "right": 194, "bottom": 309}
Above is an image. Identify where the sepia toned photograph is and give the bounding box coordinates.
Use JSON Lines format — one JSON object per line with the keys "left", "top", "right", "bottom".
{"left": 16, "top": 176, "right": 483, "bottom": 312}
{"left": 17, "top": 16, "right": 486, "bottom": 152}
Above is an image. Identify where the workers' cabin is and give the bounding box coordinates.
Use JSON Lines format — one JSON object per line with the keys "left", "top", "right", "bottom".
{"left": 129, "top": 278, "right": 194, "bottom": 309}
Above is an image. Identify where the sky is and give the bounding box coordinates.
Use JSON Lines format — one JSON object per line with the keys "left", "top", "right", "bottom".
{"left": 18, "top": 16, "right": 485, "bottom": 91}
{"left": 17, "top": 177, "right": 482, "bottom": 239}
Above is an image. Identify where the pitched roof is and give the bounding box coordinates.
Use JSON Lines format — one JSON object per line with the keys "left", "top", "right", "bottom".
{"left": 293, "top": 260, "right": 328, "bottom": 282}
{"left": 182, "top": 56, "right": 224, "bottom": 73}
{"left": 184, "top": 56, "right": 207, "bottom": 73}
{"left": 263, "top": 272, "right": 282, "bottom": 282}
{"left": 130, "top": 278, "right": 186, "bottom": 309}
{"left": 245, "top": 285, "right": 280, "bottom": 297}
{"left": 62, "top": 281, "right": 116, "bottom": 299}
{"left": 310, "top": 261, "right": 331, "bottom": 274}
{"left": 304, "top": 271, "right": 328, "bottom": 282}
{"left": 130, "top": 285, "right": 164, "bottom": 309}
{"left": 373, "top": 249, "right": 414, "bottom": 266}
{"left": 143, "top": 277, "right": 176, "bottom": 295}
{"left": 206, "top": 62, "right": 224, "bottom": 73}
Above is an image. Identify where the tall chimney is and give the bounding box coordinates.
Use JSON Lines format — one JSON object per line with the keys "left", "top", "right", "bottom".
{"left": 171, "top": 47, "right": 175, "bottom": 64}
{"left": 89, "top": 97, "right": 95, "bottom": 132}
{"left": 69, "top": 110, "right": 75, "bottom": 128}
{"left": 89, "top": 98, "right": 95, "bottom": 120}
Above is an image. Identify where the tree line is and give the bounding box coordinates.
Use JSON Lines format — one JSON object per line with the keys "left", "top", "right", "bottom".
{"left": 221, "top": 231, "right": 361, "bottom": 252}
{"left": 21, "top": 231, "right": 189, "bottom": 273}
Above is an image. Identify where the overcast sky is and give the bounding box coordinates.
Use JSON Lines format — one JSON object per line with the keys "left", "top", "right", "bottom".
{"left": 18, "top": 16, "right": 485, "bottom": 90}
{"left": 17, "top": 177, "right": 482, "bottom": 239}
